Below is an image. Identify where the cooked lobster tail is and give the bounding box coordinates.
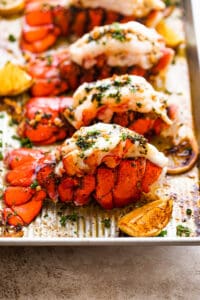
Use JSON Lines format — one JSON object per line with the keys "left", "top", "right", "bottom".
{"left": 18, "top": 75, "right": 172, "bottom": 145}
{"left": 3, "top": 123, "right": 167, "bottom": 226}
{"left": 26, "top": 21, "right": 174, "bottom": 97}
{"left": 21, "top": 0, "right": 165, "bottom": 53}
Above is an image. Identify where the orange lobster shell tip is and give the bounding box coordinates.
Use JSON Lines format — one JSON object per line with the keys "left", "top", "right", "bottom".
{"left": 3, "top": 190, "right": 46, "bottom": 226}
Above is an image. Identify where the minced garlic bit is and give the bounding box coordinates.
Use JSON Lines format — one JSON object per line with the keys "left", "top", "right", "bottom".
{"left": 69, "top": 21, "right": 166, "bottom": 69}
{"left": 54, "top": 117, "right": 64, "bottom": 127}
{"left": 64, "top": 74, "right": 172, "bottom": 129}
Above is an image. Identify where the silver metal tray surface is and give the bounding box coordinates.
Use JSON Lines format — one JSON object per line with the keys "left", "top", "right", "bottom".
{"left": 0, "top": 0, "right": 200, "bottom": 245}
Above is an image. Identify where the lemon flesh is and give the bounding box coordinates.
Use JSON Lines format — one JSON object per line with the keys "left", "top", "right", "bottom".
{"left": 156, "top": 20, "right": 184, "bottom": 48}
{"left": 0, "top": 62, "right": 33, "bottom": 96}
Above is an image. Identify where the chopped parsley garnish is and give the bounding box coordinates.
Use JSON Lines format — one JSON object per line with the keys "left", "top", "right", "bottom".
{"left": 120, "top": 132, "right": 147, "bottom": 147}
{"left": 97, "top": 83, "right": 110, "bottom": 92}
{"left": 186, "top": 208, "right": 192, "bottom": 216}
{"left": 121, "top": 132, "right": 127, "bottom": 141}
{"left": 176, "top": 225, "right": 191, "bottom": 237}
{"left": 164, "top": 0, "right": 172, "bottom": 6}
{"left": 12, "top": 135, "right": 33, "bottom": 148}
{"left": 111, "top": 30, "right": 126, "bottom": 42}
{"left": 87, "top": 23, "right": 128, "bottom": 43}
{"left": 76, "top": 130, "right": 101, "bottom": 150}
{"left": 164, "top": 89, "right": 172, "bottom": 95}
{"left": 91, "top": 93, "right": 103, "bottom": 107}
{"left": 136, "top": 102, "right": 142, "bottom": 108}
{"left": 0, "top": 152, "right": 3, "bottom": 161}
{"left": 108, "top": 90, "right": 121, "bottom": 103}
{"left": 111, "top": 23, "right": 127, "bottom": 42}
{"left": 60, "top": 215, "right": 67, "bottom": 226}
{"left": 20, "top": 137, "right": 33, "bottom": 148}
{"left": 76, "top": 136, "right": 94, "bottom": 150}
{"left": 158, "top": 230, "right": 167, "bottom": 237}
{"left": 30, "top": 180, "right": 39, "bottom": 189}
{"left": 164, "top": 0, "right": 180, "bottom": 7}
{"left": 8, "top": 34, "right": 16, "bottom": 42}
{"left": 102, "top": 218, "right": 111, "bottom": 228}
{"left": 59, "top": 212, "right": 80, "bottom": 226}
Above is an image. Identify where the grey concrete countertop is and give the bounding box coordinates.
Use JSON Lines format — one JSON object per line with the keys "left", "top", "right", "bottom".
{"left": 0, "top": 246, "right": 199, "bottom": 300}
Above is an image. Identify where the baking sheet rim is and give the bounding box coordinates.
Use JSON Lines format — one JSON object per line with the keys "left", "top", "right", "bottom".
{"left": 0, "top": 0, "right": 200, "bottom": 245}
{"left": 1, "top": 237, "right": 200, "bottom": 246}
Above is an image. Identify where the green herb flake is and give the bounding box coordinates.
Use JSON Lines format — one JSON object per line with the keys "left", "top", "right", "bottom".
{"left": 76, "top": 130, "right": 101, "bottom": 151}
{"left": 164, "top": 89, "right": 172, "bottom": 95}
{"left": 91, "top": 93, "right": 103, "bottom": 107}
{"left": 0, "top": 152, "right": 3, "bottom": 161}
{"left": 158, "top": 230, "right": 167, "bottom": 237}
{"left": 108, "top": 90, "right": 121, "bottom": 103}
{"left": 12, "top": 135, "right": 33, "bottom": 148}
{"left": 59, "top": 212, "right": 80, "bottom": 226}
{"left": 102, "top": 218, "right": 111, "bottom": 228}
{"left": 8, "top": 34, "right": 16, "bottom": 42}
{"left": 164, "top": 0, "right": 172, "bottom": 6}
{"left": 30, "top": 180, "right": 39, "bottom": 189}
{"left": 136, "top": 102, "right": 142, "bottom": 108}
{"left": 60, "top": 215, "right": 68, "bottom": 227}
{"left": 186, "top": 208, "right": 192, "bottom": 216}
{"left": 111, "top": 23, "right": 127, "bottom": 42}
{"left": 164, "top": 0, "right": 180, "bottom": 6}
{"left": 8, "top": 119, "right": 14, "bottom": 126}
{"left": 176, "top": 224, "right": 191, "bottom": 237}
{"left": 21, "top": 138, "right": 33, "bottom": 148}
{"left": 121, "top": 132, "right": 127, "bottom": 141}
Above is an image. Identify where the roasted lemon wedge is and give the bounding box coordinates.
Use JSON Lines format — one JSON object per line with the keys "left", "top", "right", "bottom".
{"left": 156, "top": 20, "right": 184, "bottom": 48}
{"left": 0, "top": 0, "right": 24, "bottom": 16}
{"left": 118, "top": 199, "right": 173, "bottom": 237}
{"left": 0, "top": 62, "right": 33, "bottom": 96}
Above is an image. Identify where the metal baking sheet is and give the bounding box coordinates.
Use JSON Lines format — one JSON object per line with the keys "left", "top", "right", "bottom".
{"left": 0, "top": 0, "right": 200, "bottom": 245}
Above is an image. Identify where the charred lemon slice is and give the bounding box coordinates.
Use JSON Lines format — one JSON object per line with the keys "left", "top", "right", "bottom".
{"left": 0, "top": 62, "right": 33, "bottom": 96}
{"left": 165, "top": 136, "right": 198, "bottom": 175}
{"left": 152, "top": 132, "right": 198, "bottom": 175}
{"left": 0, "top": 0, "right": 24, "bottom": 16}
{"left": 118, "top": 199, "right": 173, "bottom": 237}
{"left": 156, "top": 20, "right": 184, "bottom": 48}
